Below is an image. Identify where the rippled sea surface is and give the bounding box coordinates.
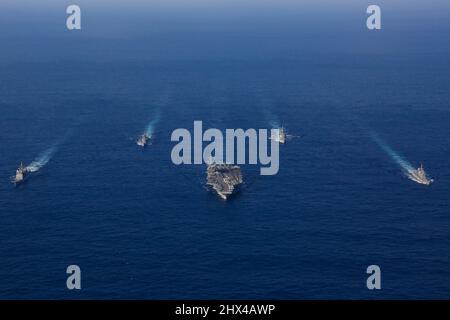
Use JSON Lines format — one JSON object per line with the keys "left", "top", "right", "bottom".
{"left": 0, "top": 54, "right": 449, "bottom": 299}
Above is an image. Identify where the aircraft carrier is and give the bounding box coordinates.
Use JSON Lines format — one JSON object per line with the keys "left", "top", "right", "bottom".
{"left": 207, "top": 162, "right": 243, "bottom": 200}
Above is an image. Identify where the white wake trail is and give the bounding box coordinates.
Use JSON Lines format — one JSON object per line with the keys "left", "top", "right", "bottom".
{"left": 25, "top": 131, "right": 70, "bottom": 173}
{"left": 26, "top": 145, "right": 57, "bottom": 173}
{"left": 145, "top": 110, "right": 162, "bottom": 136}
{"left": 370, "top": 132, "right": 414, "bottom": 174}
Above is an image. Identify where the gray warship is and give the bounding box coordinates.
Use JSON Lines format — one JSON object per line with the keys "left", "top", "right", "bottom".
{"left": 271, "top": 127, "right": 286, "bottom": 144}
{"left": 206, "top": 161, "right": 243, "bottom": 200}
{"left": 407, "top": 164, "right": 433, "bottom": 186}
{"left": 12, "top": 163, "right": 29, "bottom": 186}
{"left": 137, "top": 133, "right": 150, "bottom": 147}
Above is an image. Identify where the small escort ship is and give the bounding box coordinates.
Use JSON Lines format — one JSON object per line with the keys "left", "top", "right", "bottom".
{"left": 271, "top": 127, "right": 286, "bottom": 144}
{"left": 407, "top": 164, "right": 433, "bottom": 186}
{"left": 137, "top": 133, "right": 150, "bottom": 147}
{"left": 12, "top": 163, "right": 29, "bottom": 186}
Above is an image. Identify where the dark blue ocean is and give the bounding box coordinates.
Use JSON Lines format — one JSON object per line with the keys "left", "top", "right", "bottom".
{"left": 1, "top": 1, "right": 450, "bottom": 299}
{"left": 1, "top": 55, "right": 449, "bottom": 299}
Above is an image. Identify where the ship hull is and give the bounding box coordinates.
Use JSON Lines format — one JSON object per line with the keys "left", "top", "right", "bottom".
{"left": 12, "top": 176, "right": 26, "bottom": 186}
{"left": 216, "top": 191, "right": 228, "bottom": 200}
{"left": 209, "top": 184, "right": 241, "bottom": 200}
{"left": 137, "top": 139, "right": 148, "bottom": 147}
{"left": 408, "top": 175, "right": 432, "bottom": 185}
{"left": 407, "top": 172, "right": 433, "bottom": 186}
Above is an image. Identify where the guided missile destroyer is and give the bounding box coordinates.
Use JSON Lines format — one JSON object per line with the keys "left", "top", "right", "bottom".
{"left": 407, "top": 164, "right": 433, "bottom": 186}
{"left": 137, "top": 133, "right": 150, "bottom": 147}
{"left": 207, "top": 161, "right": 243, "bottom": 200}
{"left": 271, "top": 127, "right": 286, "bottom": 144}
{"left": 12, "top": 163, "right": 29, "bottom": 186}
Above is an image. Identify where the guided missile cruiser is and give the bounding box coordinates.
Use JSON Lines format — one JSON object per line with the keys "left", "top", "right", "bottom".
{"left": 206, "top": 161, "right": 243, "bottom": 200}
{"left": 12, "top": 163, "right": 29, "bottom": 186}
{"left": 137, "top": 133, "right": 150, "bottom": 147}
{"left": 271, "top": 127, "right": 286, "bottom": 144}
{"left": 407, "top": 164, "right": 434, "bottom": 186}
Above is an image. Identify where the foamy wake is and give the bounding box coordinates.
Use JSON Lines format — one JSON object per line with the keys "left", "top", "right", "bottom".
{"left": 145, "top": 110, "right": 162, "bottom": 136}
{"left": 25, "top": 131, "right": 70, "bottom": 173}
{"left": 370, "top": 132, "right": 414, "bottom": 175}
{"left": 26, "top": 145, "right": 57, "bottom": 173}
